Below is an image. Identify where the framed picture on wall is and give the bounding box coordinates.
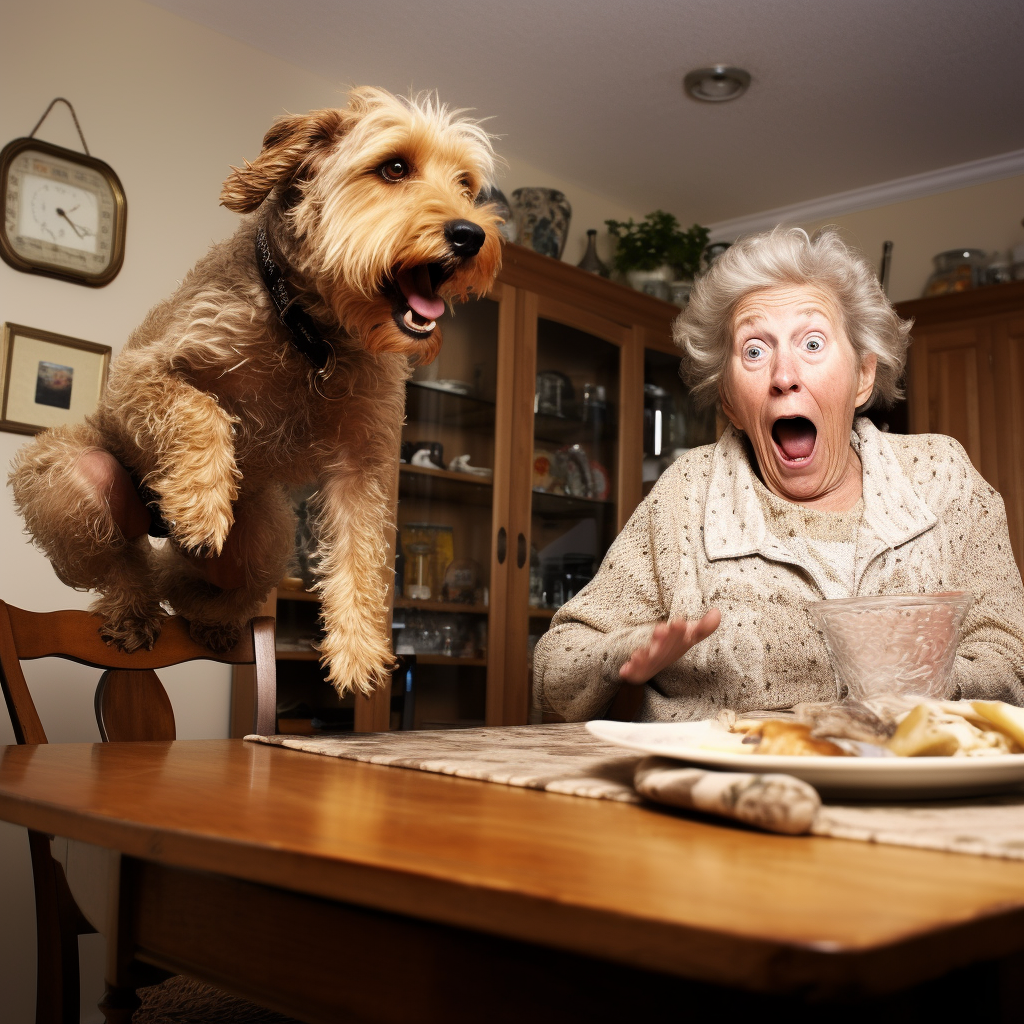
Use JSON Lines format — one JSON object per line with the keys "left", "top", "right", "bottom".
{"left": 0, "top": 322, "right": 111, "bottom": 435}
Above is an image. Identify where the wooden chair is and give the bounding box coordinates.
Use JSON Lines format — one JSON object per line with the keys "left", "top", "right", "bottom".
{"left": 0, "top": 600, "right": 284, "bottom": 1024}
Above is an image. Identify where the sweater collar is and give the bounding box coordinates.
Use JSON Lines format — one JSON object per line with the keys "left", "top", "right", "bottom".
{"left": 703, "top": 418, "right": 936, "bottom": 568}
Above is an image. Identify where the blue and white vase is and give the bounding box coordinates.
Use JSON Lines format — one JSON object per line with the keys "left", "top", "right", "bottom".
{"left": 477, "top": 185, "right": 517, "bottom": 243}
{"left": 510, "top": 188, "right": 572, "bottom": 259}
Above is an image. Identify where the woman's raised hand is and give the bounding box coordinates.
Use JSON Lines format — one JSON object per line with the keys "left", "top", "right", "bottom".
{"left": 619, "top": 608, "right": 722, "bottom": 685}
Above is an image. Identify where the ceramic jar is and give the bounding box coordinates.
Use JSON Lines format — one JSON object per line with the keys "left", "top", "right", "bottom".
{"left": 477, "top": 185, "right": 516, "bottom": 243}
{"left": 626, "top": 265, "right": 674, "bottom": 302}
{"left": 510, "top": 188, "right": 572, "bottom": 259}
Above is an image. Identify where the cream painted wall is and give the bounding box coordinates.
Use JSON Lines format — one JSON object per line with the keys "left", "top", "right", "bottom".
{"left": 798, "top": 174, "right": 1024, "bottom": 303}
{"left": 501, "top": 156, "right": 629, "bottom": 268}
{"left": 0, "top": 1, "right": 643, "bottom": 1020}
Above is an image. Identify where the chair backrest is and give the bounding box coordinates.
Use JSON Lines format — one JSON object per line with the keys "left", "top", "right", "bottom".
{"left": 0, "top": 600, "right": 277, "bottom": 744}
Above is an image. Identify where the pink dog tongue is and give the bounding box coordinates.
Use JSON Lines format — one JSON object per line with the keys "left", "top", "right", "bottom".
{"left": 774, "top": 418, "right": 816, "bottom": 459}
{"left": 397, "top": 266, "right": 444, "bottom": 321}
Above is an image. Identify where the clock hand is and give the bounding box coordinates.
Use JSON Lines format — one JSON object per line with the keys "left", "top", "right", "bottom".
{"left": 55, "top": 208, "right": 87, "bottom": 239}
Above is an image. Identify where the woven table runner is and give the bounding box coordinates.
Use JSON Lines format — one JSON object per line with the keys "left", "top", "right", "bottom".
{"left": 245, "top": 723, "right": 1024, "bottom": 859}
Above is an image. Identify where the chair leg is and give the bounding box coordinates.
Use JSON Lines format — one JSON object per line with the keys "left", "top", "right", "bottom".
{"left": 28, "top": 831, "right": 86, "bottom": 1024}
{"left": 97, "top": 984, "right": 141, "bottom": 1024}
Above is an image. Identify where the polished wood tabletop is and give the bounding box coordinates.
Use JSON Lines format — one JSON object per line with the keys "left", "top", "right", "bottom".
{"left": 3, "top": 738, "right": 1024, "bottom": 1005}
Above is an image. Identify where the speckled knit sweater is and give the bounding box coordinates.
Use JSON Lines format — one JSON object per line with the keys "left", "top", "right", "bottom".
{"left": 533, "top": 418, "right": 1024, "bottom": 722}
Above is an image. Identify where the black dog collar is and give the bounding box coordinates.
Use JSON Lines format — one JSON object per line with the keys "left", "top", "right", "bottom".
{"left": 255, "top": 226, "right": 333, "bottom": 372}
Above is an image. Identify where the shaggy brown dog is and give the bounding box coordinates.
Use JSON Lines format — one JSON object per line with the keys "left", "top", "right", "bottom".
{"left": 10, "top": 87, "right": 502, "bottom": 695}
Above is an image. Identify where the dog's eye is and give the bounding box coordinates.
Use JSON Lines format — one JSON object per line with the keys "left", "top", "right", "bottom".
{"left": 380, "top": 159, "right": 410, "bottom": 182}
{"left": 459, "top": 176, "right": 473, "bottom": 195}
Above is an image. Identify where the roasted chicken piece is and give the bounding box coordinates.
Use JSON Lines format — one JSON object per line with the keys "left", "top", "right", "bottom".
{"left": 736, "top": 719, "right": 848, "bottom": 757}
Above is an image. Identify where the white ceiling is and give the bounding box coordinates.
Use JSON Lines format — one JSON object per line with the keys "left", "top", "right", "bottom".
{"left": 150, "top": 0, "right": 1024, "bottom": 225}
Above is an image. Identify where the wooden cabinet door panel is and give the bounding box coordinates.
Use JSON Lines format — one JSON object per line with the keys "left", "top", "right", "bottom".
{"left": 910, "top": 324, "right": 999, "bottom": 487}
{"left": 991, "top": 315, "right": 1024, "bottom": 568}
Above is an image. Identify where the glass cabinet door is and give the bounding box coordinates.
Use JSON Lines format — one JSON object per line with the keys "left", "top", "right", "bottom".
{"left": 392, "top": 287, "right": 509, "bottom": 730}
{"left": 520, "top": 304, "right": 628, "bottom": 723}
{"left": 642, "top": 345, "right": 716, "bottom": 496}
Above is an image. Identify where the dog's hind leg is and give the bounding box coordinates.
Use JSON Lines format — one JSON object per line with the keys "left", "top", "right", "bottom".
{"left": 153, "top": 482, "right": 295, "bottom": 652}
{"left": 89, "top": 538, "right": 165, "bottom": 652}
{"left": 9, "top": 423, "right": 165, "bottom": 650}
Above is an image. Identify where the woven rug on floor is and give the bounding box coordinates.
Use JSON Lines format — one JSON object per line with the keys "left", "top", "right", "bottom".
{"left": 134, "top": 976, "right": 299, "bottom": 1023}
{"left": 246, "top": 723, "right": 1024, "bottom": 860}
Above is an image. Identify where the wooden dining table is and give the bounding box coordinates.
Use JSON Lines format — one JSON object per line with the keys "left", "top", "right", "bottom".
{"left": 2, "top": 737, "right": 1024, "bottom": 1022}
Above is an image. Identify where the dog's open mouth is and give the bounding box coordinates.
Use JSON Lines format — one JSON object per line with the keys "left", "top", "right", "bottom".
{"left": 391, "top": 263, "right": 450, "bottom": 338}
{"left": 771, "top": 416, "right": 817, "bottom": 464}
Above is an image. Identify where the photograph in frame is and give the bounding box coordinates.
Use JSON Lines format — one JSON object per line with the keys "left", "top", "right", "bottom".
{"left": 0, "top": 322, "right": 111, "bottom": 435}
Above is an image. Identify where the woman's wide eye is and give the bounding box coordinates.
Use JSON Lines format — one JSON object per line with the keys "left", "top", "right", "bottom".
{"left": 380, "top": 158, "right": 410, "bottom": 182}
{"left": 805, "top": 334, "right": 824, "bottom": 352}
{"left": 745, "top": 345, "right": 763, "bottom": 360}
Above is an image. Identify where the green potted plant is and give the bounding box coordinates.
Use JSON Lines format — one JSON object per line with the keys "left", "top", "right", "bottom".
{"left": 605, "top": 211, "right": 710, "bottom": 301}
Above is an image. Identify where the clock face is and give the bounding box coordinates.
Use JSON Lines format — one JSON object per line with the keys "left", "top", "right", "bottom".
{"left": 0, "top": 139, "right": 126, "bottom": 286}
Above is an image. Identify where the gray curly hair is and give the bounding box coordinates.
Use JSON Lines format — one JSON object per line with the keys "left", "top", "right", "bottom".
{"left": 673, "top": 227, "right": 912, "bottom": 411}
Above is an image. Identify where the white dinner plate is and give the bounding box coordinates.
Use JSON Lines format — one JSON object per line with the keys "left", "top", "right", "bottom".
{"left": 586, "top": 719, "right": 1024, "bottom": 798}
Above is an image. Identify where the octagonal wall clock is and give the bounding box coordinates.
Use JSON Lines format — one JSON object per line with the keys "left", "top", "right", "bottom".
{"left": 0, "top": 137, "right": 127, "bottom": 287}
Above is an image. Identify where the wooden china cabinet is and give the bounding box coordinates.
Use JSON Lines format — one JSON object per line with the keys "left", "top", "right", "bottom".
{"left": 897, "top": 279, "right": 1024, "bottom": 575}
{"left": 230, "top": 276, "right": 1024, "bottom": 737}
{"left": 231, "top": 242, "right": 715, "bottom": 735}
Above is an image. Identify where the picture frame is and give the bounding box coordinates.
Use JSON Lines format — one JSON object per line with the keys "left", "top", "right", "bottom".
{"left": 0, "top": 322, "right": 111, "bottom": 435}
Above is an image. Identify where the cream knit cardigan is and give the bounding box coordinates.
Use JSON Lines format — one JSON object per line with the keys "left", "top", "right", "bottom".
{"left": 533, "top": 419, "right": 1024, "bottom": 722}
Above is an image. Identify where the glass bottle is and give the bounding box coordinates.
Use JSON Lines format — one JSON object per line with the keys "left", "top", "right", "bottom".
{"left": 577, "top": 229, "right": 609, "bottom": 277}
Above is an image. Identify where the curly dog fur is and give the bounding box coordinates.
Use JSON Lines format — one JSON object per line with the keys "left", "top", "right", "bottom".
{"left": 10, "top": 86, "right": 503, "bottom": 695}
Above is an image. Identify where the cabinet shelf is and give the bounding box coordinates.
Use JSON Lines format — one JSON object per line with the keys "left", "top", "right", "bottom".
{"left": 394, "top": 597, "right": 488, "bottom": 615}
{"left": 399, "top": 464, "right": 493, "bottom": 506}
{"left": 415, "top": 654, "right": 487, "bottom": 667}
{"left": 405, "top": 381, "right": 497, "bottom": 432}
{"left": 531, "top": 488, "right": 615, "bottom": 520}
{"left": 533, "top": 410, "right": 615, "bottom": 447}
{"left": 281, "top": 591, "right": 491, "bottom": 617}
{"left": 276, "top": 647, "right": 320, "bottom": 661}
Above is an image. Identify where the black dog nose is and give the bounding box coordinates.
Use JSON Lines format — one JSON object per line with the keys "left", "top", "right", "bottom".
{"left": 444, "top": 219, "right": 486, "bottom": 258}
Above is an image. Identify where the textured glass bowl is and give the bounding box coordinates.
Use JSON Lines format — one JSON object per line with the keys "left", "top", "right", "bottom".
{"left": 807, "top": 592, "right": 974, "bottom": 703}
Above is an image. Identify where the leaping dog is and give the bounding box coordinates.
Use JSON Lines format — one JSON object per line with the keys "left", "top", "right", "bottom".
{"left": 10, "top": 86, "right": 503, "bottom": 695}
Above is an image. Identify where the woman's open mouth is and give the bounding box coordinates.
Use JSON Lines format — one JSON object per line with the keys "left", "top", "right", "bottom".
{"left": 771, "top": 416, "right": 817, "bottom": 466}
{"left": 391, "top": 263, "right": 450, "bottom": 338}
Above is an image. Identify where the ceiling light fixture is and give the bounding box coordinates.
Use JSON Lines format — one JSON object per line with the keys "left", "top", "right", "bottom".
{"left": 683, "top": 65, "right": 751, "bottom": 103}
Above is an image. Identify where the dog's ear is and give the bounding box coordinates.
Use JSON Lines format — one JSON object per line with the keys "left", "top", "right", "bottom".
{"left": 220, "top": 109, "right": 349, "bottom": 214}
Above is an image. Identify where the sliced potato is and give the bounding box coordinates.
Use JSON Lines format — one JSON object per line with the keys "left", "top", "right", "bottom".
{"left": 888, "top": 704, "right": 962, "bottom": 757}
{"left": 971, "top": 701, "right": 1024, "bottom": 752}
{"left": 889, "top": 702, "right": 1014, "bottom": 756}
{"left": 931, "top": 700, "right": 991, "bottom": 728}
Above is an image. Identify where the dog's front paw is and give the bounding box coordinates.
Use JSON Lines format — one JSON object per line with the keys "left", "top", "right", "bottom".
{"left": 188, "top": 618, "right": 241, "bottom": 653}
{"left": 159, "top": 480, "right": 235, "bottom": 556}
{"left": 99, "top": 613, "right": 164, "bottom": 653}
{"left": 319, "top": 628, "right": 393, "bottom": 697}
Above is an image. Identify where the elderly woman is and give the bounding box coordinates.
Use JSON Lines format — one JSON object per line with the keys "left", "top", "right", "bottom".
{"left": 534, "top": 228, "right": 1024, "bottom": 722}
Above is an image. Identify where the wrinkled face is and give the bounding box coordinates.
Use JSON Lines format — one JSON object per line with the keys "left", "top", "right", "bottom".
{"left": 221, "top": 89, "right": 504, "bottom": 363}
{"left": 719, "top": 284, "right": 876, "bottom": 506}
